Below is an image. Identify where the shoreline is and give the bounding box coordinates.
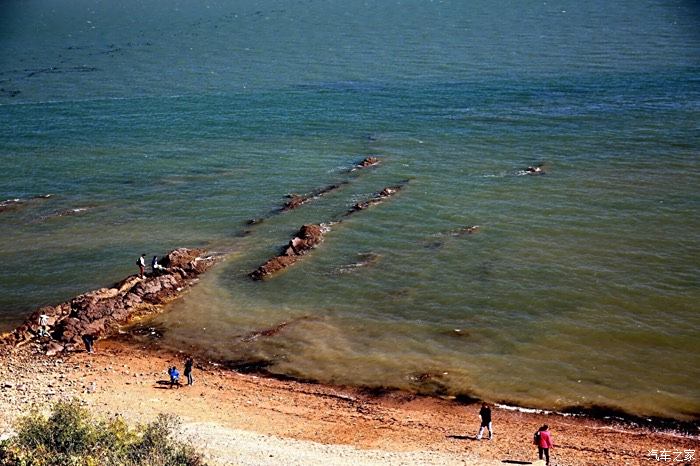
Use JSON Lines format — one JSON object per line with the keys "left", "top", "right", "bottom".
{"left": 123, "top": 323, "right": 699, "bottom": 432}
{"left": 2, "top": 337, "right": 698, "bottom": 465}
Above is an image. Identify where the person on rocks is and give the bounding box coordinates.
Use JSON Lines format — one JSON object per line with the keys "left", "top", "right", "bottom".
{"left": 476, "top": 402, "right": 493, "bottom": 440}
{"left": 81, "top": 333, "right": 96, "bottom": 353}
{"left": 151, "top": 256, "right": 166, "bottom": 275}
{"left": 184, "top": 357, "right": 194, "bottom": 386}
{"left": 137, "top": 254, "right": 146, "bottom": 278}
{"left": 534, "top": 424, "right": 554, "bottom": 465}
{"left": 38, "top": 313, "right": 50, "bottom": 337}
{"left": 168, "top": 366, "right": 181, "bottom": 388}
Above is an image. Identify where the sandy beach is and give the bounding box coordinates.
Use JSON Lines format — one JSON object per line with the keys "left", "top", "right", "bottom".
{"left": 1, "top": 337, "right": 697, "bottom": 466}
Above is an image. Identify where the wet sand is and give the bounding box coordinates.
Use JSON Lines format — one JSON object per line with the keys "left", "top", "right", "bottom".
{"left": 1, "top": 338, "right": 697, "bottom": 465}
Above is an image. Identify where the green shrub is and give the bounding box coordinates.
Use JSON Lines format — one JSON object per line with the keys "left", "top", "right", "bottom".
{"left": 0, "top": 400, "right": 205, "bottom": 466}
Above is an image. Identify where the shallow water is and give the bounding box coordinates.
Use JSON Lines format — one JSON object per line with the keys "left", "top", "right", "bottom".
{"left": 1, "top": 0, "right": 699, "bottom": 419}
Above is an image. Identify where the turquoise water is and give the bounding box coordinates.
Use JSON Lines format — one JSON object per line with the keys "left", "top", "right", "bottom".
{"left": 1, "top": 0, "right": 699, "bottom": 420}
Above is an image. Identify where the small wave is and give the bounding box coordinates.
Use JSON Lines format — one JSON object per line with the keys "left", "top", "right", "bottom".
{"left": 0, "top": 93, "right": 189, "bottom": 108}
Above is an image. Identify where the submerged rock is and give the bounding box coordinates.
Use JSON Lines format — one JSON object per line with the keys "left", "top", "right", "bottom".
{"left": 345, "top": 181, "right": 407, "bottom": 216}
{"left": 1, "top": 248, "right": 218, "bottom": 353}
{"left": 333, "top": 252, "right": 381, "bottom": 274}
{"left": 280, "top": 182, "right": 349, "bottom": 212}
{"left": 239, "top": 316, "right": 314, "bottom": 342}
{"left": 0, "top": 194, "right": 53, "bottom": 214}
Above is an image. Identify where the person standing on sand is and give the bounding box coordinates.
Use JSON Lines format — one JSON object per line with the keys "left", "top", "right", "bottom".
{"left": 534, "top": 424, "right": 553, "bottom": 465}
{"left": 184, "top": 357, "right": 194, "bottom": 386}
{"left": 137, "top": 254, "right": 146, "bottom": 278}
{"left": 476, "top": 403, "right": 493, "bottom": 440}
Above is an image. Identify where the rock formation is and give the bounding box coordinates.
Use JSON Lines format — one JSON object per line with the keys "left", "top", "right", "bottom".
{"left": 280, "top": 181, "right": 349, "bottom": 212}
{"left": 251, "top": 181, "right": 408, "bottom": 280}
{"left": 351, "top": 156, "right": 380, "bottom": 171}
{"left": 0, "top": 194, "right": 53, "bottom": 214}
{"left": 1, "top": 248, "right": 218, "bottom": 355}
{"left": 345, "top": 182, "right": 406, "bottom": 216}
{"left": 250, "top": 224, "right": 328, "bottom": 280}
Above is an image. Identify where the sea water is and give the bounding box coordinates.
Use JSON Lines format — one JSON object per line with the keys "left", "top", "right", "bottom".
{"left": 1, "top": 0, "right": 698, "bottom": 420}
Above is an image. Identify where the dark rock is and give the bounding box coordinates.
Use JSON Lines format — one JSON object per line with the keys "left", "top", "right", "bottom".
{"left": 345, "top": 181, "right": 407, "bottom": 216}
{"left": 280, "top": 182, "right": 349, "bottom": 212}
{"left": 250, "top": 224, "right": 327, "bottom": 280}
{"left": 523, "top": 163, "right": 546, "bottom": 175}
{"left": 353, "top": 157, "right": 380, "bottom": 170}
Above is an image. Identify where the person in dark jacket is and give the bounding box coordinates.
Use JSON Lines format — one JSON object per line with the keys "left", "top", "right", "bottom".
{"left": 476, "top": 403, "right": 493, "bottom": 440}
{"left": 184, "top": 357, "right": 194, "bottom": 386}
{"left": 81, "top": 334, "right": 96, "bottom": 353}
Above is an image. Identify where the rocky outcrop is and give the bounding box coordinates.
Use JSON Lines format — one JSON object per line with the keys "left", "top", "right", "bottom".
{"left": 345, "top": 182, "right": 406, "bottom": 216}
{"left": 2, "top": 248, "right": 218, "bottom": 354}
{"left": 351, "top": 156, "right": 380, "bottom": 171}
{"left": 250, "top": 225, "right": 327, "bottom": 280}
{"left": 522, "top": 163, "right": 546, "bottom": 175}
{"left": 280, "top": 181, "right": 349, "bottom": 212}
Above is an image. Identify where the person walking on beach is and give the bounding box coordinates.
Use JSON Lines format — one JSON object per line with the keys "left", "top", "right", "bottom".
{"left": 534, "top": 424, "right": 553, "bottom": 465}
{"left": 184, "top": 357, "right": 194, "bottom": 386}
{"left": 476, "top": 403, "right": 493, "bottom": 440}
{"left": 137, "top": 254, "right": 146, "bottom": 278}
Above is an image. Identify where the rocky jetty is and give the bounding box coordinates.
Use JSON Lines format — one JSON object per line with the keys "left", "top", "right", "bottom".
{"left": 345, "top": 182, "right": 406, "bottom": 215}
{"left": 280, "top": 181, "right": 349, "bottom": 212}
{"left": 250, "top": 224, "right": 327, "bottom": 280}
{"left": 1, "top": 248, "right": 218, "bottom": 355}
{"left": 250, "top": 182, "right": 408, "bottom": 280}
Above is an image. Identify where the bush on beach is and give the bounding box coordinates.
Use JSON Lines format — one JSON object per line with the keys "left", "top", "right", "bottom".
{"left": 0, "top": 399, "right": 205, "bottom": 466}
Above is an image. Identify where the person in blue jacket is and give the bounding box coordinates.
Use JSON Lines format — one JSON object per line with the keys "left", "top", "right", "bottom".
{"left": 168, "top": 366, "right": 181, "bottom": 388}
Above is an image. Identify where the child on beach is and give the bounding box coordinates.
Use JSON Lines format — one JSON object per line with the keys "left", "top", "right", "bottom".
{"left": 476, "top": 403, "right": 493, "bottom": 440}
{"left": 168, "top": 366, "right": 181, "bottom": 388}
{"left": 534, "top": 424, "right": 553, "bottom": 465}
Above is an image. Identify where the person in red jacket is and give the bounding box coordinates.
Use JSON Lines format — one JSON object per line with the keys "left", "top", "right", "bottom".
{"left": 534, "top": 424, "right": 553, "bottom": 465}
